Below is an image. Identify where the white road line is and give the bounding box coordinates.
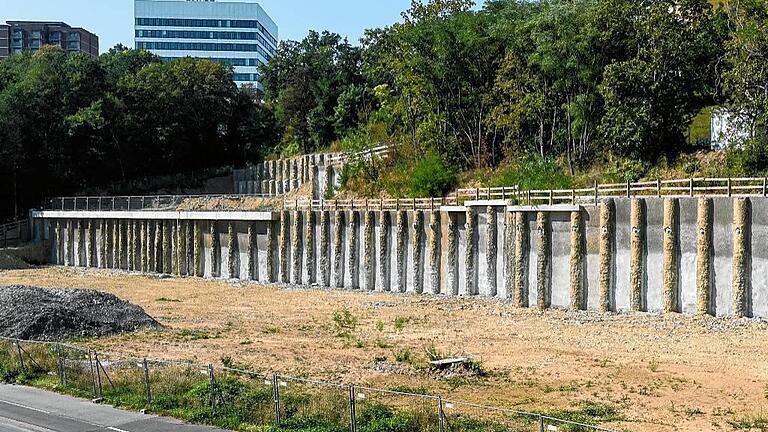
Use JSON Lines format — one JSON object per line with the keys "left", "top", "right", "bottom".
{"left": 107, "top": 427, "right": 131, "bottom": 432}
{"left": 0, "top": 400, "right": 51, "bottom": 415}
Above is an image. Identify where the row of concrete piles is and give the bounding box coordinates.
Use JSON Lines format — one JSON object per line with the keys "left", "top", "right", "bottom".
{"left": 234, "top": 153, "right": 340, "bottom": 196}
{"left": 47, "top": 196, "right": 756, "bottom": 318}
{"left": 51, "top": 219, "right": 275, "bottom": 282}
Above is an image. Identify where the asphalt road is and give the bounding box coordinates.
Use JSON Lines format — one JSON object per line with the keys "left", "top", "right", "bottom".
{"left": 0, "top": 385, "right": 228, "bottom": 432}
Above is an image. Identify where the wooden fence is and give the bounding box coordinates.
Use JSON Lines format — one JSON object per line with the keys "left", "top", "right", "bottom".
{"left": 0, "top": 219, "right": 30, "bottom": 248}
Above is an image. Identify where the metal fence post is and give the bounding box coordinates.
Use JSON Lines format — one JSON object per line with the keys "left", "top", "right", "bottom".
{"left": 143, "top": 358, "right": 152, "bottom": 405}
{"left": 272, "top": 373, "right": 281, "bottom": 425}
{"left": 348, "top": 385, "right": 357, "bottom": 432}
{"left": 15, "top": 341, "right": 25, "bottom": 370}
{"left": 88, "top": 350, "right": 97, "bottom": 399}
{"left": 55, "top": 344, "right": 64, "bottom": 385}
{"left": 538, "top": 415, "right": 545, "bottom": 432}
{"left": 94, "top": 351, "right": 103, "bottom": 399}
{"left": 208, "top": 364, "right": 216, "bottom": 409}
{"left": 437, "top": 396, "right": 445, "bottom": 432}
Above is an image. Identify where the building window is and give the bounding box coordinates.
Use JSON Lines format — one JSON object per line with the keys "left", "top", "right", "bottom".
{"left": 135, "top": 29, "right": 275, "bottom": 54}
{"left": 135, "top": 17, "right": 277, "bottom": 47}
{"left": 49, "top": 31, "right": 61, "bottom": 43}
{"left": 137, "top": 41, "right": 272, "bottom": 60}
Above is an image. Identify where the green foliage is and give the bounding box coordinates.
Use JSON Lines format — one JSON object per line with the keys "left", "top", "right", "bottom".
{"left": 491, "top": 155, "right": 573, "bottom": 190}
{"left": 543, "top": 401, "right": 624, "bottom": 431}
{"left": 0, "top": 45, "right": 275, "bottom": 220}
{"left": 725, "top": 139, "right": 768, "bottom": 176}
{"left": 384, "top": 152, "right": 457, "bottom": 198}
{"left": 332, "top": 308, "right": 358, "bottom": 339}
{"left": 259, "top": 31, "right": 369, "bottom": 154}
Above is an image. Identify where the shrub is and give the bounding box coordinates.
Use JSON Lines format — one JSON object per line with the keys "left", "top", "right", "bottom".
{"left": 726, "top": 138, "right": 768, "bottom": 176}
{"left": 491, "top": 155, "right": 573, "bottom": 190}
{"left": 332, "top": 308, "right": 358, "bottom": 339}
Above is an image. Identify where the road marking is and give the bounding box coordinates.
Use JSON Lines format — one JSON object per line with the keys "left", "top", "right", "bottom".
{"left": 107, "top": 427, "right": 131, "bottom": 432}
{"left": 0, "top": 400, "right": 51, "bottom": 415}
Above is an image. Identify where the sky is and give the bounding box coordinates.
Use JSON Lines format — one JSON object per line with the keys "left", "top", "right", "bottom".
{"left": 1, "top": 0, "right": 420, "bottom": 53}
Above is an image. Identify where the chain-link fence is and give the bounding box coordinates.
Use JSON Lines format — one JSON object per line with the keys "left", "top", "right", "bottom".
{"left": 0, "top": 337, "right": 617, "bottom": 432}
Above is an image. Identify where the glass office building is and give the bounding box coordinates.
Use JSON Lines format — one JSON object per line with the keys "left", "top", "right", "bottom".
{"left": 134, "top": 0, "right": 278, "bottom": 88}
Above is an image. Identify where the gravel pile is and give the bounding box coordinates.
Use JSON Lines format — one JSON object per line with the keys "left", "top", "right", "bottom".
{"left": 0, "top": 285, "right": 161, "bottom": 341}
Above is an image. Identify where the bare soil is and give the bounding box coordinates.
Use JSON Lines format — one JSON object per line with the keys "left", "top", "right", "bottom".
{"left": 0, "top": 267, "right": 766, "bottom": 431}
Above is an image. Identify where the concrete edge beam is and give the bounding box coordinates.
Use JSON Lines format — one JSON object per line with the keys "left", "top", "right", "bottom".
{"left": 32, "top": 210, "right": 279, "bottom": 221}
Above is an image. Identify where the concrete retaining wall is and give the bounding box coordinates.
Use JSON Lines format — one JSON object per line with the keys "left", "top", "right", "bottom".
{"left": 33, "top": 197, "right": 768, "bottom": 318}
{"left": 233, "top": 153, "right": 343, "bottom": 198}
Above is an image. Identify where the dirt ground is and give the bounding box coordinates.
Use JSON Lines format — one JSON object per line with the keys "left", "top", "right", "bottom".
{"left": 1, "top": 267, "right": 767, "bottom": 432}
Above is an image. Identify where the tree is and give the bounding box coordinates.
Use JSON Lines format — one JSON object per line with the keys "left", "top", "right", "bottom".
{"left": 259, "top": 31, "right": 366, "bottom": 153}
{"left": 598, "top": 0, "right": 727, "bottom": 160}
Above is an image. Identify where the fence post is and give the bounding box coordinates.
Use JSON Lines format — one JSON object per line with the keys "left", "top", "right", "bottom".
{"left": 763, "top": 178, "right": 767, "bottom": 197}
{"left": 437, "top": 397, "right": 445, "bottom": 432}
{"left": 594, "top": 181, "right": 598, "bottom": 206}
{"left": 728, "top": 178, "right": 733, "bottom": 197}
{"left": 348, "top": 385, "right": 357, "bottom": 432}
{"left": 142, "top": 358, "right": 152, "bottom": 405}
{"left": 15, "top": 341, "right": 25, "bottom": 370}
{"left": 272, "top": 373, "right": 281, "bottom": 425}
{"left": 208, "top": 364, "right": 216, "bottom": 409}
{"left": 94, "top": 351, "right": 103, "bottom": 399}
{"left": 55, "top": 344, "right": 63, "bottom": 385}
{"left": 657, "top": 179, "right": 661, "bottom": 198}
{"left": 627, "top": 180, "right": 631, "bottom": 198}
{"left": 88, "top": 350, "right": 97, "bottom": 399}
{"left": 690, "top": 178, "right": 694, "bottom": 197}
{"left": 538, "top": 415, "right": 545, "bottom": 432}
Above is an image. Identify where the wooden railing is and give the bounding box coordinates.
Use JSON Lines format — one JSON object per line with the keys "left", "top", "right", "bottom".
{"left": 0, "top": 219, "right": 30, "bottom": 248}
{"left": 325, "top": 144, "right": 391, "bottom": 166}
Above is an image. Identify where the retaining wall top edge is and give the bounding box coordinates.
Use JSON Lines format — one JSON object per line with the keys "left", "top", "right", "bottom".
{"left": 31, "top": 210, "right": 280, "bottom": 221}
{"left": 506, "top": 205, "right": 582, "bottom": 212}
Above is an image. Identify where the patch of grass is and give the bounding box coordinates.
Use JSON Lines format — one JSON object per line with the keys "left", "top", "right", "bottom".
{"left": 388, "top": 385, "right": 431, "bottom": 395}
{"left": 488, "top": 154, "right": 573, "bottom": 191}
{"left": 424, "top": 343, "right": 452, "bottom": 362}
{"left": 393, "top": 348, "right": 416, "bottom": 365}
{"left": 393, "top": 317, "right": 410, "bottom": 332}
{"left": 332, "top": 308, "right": 358, "bottom": 339}
{"left": 542, "top": 401, "right": 624, "bottom": 431}
{"left": 156, "top": 297, "right": 182, "bottom": 303}
{"left": 648, "top": 359, "right": 660, "bottom": 373}
{"left": 178, "top": 329, "right": 212, "bottom": 341}
{"left": 728, "top": 413, "right": 768, "bottom": 430}
{"left": 375, "top": 320, "right": 385, "bottom": 333}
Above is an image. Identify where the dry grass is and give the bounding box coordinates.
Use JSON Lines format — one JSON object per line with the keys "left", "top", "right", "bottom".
{"left": 1, "top": 266, "right": 767, "bottom": 431}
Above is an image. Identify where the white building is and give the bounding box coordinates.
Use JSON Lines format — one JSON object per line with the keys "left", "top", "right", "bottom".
{"left": 711, "top": 109, "right": 753, "bottom": 150}
{"left": 134, "top": 0, "right": 278, "bottom": 89}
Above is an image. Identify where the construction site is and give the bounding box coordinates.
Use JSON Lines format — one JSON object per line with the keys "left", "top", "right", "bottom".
{"left": 2, "top": 148, "right": 768, "bottom": 432}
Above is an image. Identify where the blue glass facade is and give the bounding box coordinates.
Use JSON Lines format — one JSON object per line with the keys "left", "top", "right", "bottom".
{"left": 134, "top": 0, "right": 278, "bottom": 89}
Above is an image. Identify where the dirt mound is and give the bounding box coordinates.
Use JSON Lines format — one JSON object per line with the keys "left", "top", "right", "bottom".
{"left": 176, "top": 182, "right": 314, "bottom": 211}
{"left": 0, "top": 286, "right": 161, "bottom": 341}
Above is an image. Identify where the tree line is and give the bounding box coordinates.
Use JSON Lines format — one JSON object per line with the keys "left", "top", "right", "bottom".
{"left": 261, "top": 0, "right": 768, "bottom": 180}
{"left": 0, "top": 45, "right": 276, "bottom": 220}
